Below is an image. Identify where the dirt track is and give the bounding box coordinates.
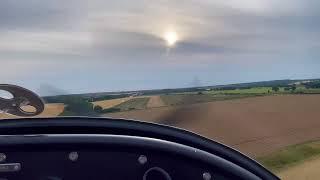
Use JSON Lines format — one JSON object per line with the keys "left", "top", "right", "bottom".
{"left": 107, "top": 95, "right": 320, "bottom": 157}
{"left": 147, "top": 96, "right": 165, "bottom": 108}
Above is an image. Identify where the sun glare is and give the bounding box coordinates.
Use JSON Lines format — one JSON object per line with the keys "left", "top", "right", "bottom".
{"left": 164, "top": 31, "right": 178, "bottom": 47}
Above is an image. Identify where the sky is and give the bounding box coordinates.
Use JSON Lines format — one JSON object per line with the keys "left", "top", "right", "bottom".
{"left": 0, "top": 0, "right": 320, "bottom": 96}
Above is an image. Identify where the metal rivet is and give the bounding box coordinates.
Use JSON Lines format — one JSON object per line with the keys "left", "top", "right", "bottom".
{"left": 69, "top": 152, "right": 79, "bottom": 162}
{"left": 13, "top": 164, "right": 20, "bottom": 171}
{"left": 0, "top": 153, "right": 6, "bottom": 162}
{"left": 138, "top": 155, "right": 148, "bottom": 165}
{"left": 203, "top": 172, "right": 212, "bottom": 180}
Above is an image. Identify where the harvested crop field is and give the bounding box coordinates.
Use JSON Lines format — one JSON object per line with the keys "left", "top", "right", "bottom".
{"left": 107, "top": 95, "right": 320, "bottom": 158}
{"left": 92, "top": 97, "right": 132, "bottom": 109}
{"left": 278, "top": 156, "right": 320, "bottom": 180}
{"left": 112, "top": 97, "right": 150, "bottom": 111}
{"left": 0, "top": 103, "right": 65, "bottom": 119}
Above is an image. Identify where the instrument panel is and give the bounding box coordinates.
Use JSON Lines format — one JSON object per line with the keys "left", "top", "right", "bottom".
{"left": 0, "top": 134, "right": 259, "bottom": 180}
{"left": 0, "top": 150, "right": 229, "bottom": 180}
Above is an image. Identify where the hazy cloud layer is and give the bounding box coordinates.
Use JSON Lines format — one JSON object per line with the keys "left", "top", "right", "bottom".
{"left": 0, "top": 0, "right": 319, "bottom": 94}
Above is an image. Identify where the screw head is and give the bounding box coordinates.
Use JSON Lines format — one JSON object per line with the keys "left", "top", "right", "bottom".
{"left": 203, "top": 172, "right": 212, "bottom": 180}
{"left": 69, "top": 152, "right": 79, "bottom": 162}
{"left": 138, "top": 155, "right": 148, "bottom": 165}
{"left": 0, "top": 153, "right": 6, "bottom": 162}
{"left": 13, "top": 164, "right": 20, "bottom": 171}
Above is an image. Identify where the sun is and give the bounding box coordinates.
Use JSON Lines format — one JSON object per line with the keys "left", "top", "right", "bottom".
{"left": 164, "top": 31, "right": 178, "bottom": 47}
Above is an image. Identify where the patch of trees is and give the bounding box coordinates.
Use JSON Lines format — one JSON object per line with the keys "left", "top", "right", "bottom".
{"left": 60, "top": 97, "right": 96, "bottom": 116}
{"left": 217, "top": 79, "right": 297, "bottom": 89}
{"left": 284, "top": 86, "right": 297, "bottom": 91}
{"left": 93, "top": 105, "right": 103, "bottom": 113}
{"left": 212, "top": 86, "right": 252, "bottom": 91}
{"left": 237, "top": 87, "right": 252, "bottom": 90}
{"left": 303, "top": 81, "right": 320, "bottom": 89}
{"left": 272, "top": 87, "right": 280, "bottom": 92}
{"left": 43, "top": 95, "right": 79, "bottom": 103}
{"left": 102, "top": 107, "right": 121, "bottom": 113}
{"left": 88, "top": 94, "right": 130, "bottom": 102}
{"left": 93, "top": 105, "right": 121, "bottom": 114}
{"left": 43, "top": 94, "right": 130, "bottom": 103}
{"left": 214, "top": 87, "right": 237, "bottom": 91}
{"left": 142, "top": 87, "right": 210, "bottom": 96}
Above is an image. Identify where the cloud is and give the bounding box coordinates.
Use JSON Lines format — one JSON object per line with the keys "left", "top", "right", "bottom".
{"left": 1, "top": 0, "right": 319, "bottom": 60}
{"left": 0, "top": 0, "right": 86, "bottom": 31}
{"left": 37, "top": 83, "right": 68, "bottom": 96}
{"left": 0, "top": 0, "right": 320, "bottom": 92}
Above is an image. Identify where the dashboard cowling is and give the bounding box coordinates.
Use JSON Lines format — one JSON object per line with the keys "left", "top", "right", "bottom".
{"left": 0, "top": 117, "right": 279, "bottom": 180}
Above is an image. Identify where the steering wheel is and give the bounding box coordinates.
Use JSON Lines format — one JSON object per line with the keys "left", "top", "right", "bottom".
{"left": 0, "top": 84, "right": 44, "bottom": 116}
{"left": 0, "top": 117, "right": 279, "bottom": 180}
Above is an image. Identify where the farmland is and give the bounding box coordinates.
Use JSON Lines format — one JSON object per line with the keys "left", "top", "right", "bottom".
{"left": 0, "top": 103, "right": 65, "bottom": 119}
{"left": 38, "top": 78, "right": 320, "bottom": 116}
{"left": 109, "top": 95, "right": 320, "bottom": 158}
{"left": 92, "top": 97, "right": 133, "bottom": 109}
{"left": 2, "top": 78, "right": 320, "bottom": 179}
{"left": 106, "top": 93, "right": 320, "bottom": 179}
{"left": 147, "top": 96, "right": 165, "bottom": 108}
{"left": 258, "top": 140, "right": 320, "bottom": 180}
{"left": 207, "top": 87, "right": 273, "bottom": 94}
{"left": 258, "top": 141, "right": 320, "bottom": 172}
{"left": 278, "top": 155, "right": 320, "bottom": 180}
{"left": 160, "top": 93, "right": 263, "bottom": 106}
{"left": 112, "top": 97, "right": 150, "bottom": 111}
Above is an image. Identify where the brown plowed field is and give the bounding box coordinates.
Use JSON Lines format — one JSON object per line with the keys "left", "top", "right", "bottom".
{"left": 107, "top": 95, "right": 320, "bottom": 157}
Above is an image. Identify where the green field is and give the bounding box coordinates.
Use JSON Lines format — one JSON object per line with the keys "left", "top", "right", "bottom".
{"left": 102, "top": 86, "right": 320, "bottom": 111}
{"left": 112, "top": 97, "right": 150, "bottom": 111}
{"left": 207, "top": 87, "right": 272, "bottom": 94}
{"left": 257, "top": 141, "right": 320, "bottom": 172}
{"left": 160, "top": 85, "right": 320, "bottom": 107}
{"left": 161, "top": 94, "right": 262, "bottom": 106}
{"left": 294, "top": 86, "right": 320, "bottom": 94}
{"left": 173, "top": 86, "right": 320, "bottom": 97}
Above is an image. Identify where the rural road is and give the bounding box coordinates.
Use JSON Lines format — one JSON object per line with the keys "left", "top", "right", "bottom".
{"left": 109, "top": 95, "right": 320, "bottom": 158}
